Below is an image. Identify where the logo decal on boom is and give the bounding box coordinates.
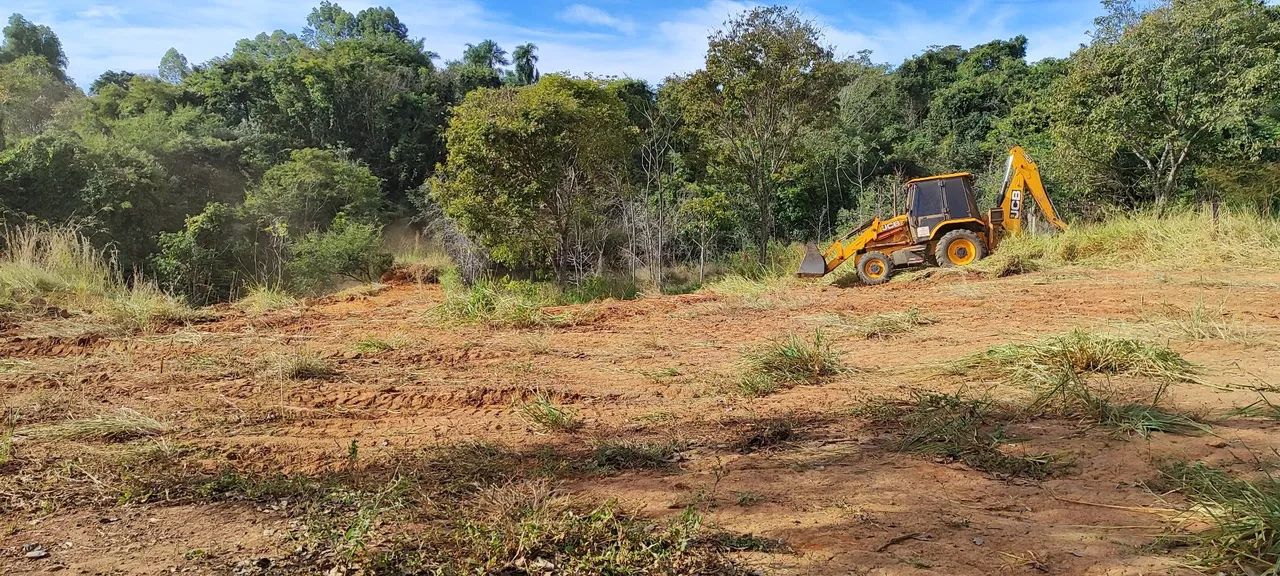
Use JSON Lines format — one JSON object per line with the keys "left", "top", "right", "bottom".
{"left": 1010, "top": 189, "right": 1023, "bottom": 219}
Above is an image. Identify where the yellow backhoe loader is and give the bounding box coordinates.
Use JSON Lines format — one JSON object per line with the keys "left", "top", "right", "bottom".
{"left": 798, "top": 146, "right": 1067, "bottom": 284}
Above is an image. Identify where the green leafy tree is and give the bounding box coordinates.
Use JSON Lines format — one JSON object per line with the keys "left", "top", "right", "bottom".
{"left": 89, "top": 70, "right": 137, "bottom": 94}
{"left": 1056, "top": 0, "right": 1280, "bottom": 205}
{"left": 302, "top": 1, "right": 356, "bottom": 46}
{"left": 243, "top": 148, "right": 382, "bottom": 235}
{"left": 354, "top": 7, "right": 408, "bottom": 40}
{"left": 431, "top": 76, "right": 636, "bottom": 279}
{"left": 671, "top": 6, "right": 840, "bottom": 260}
{"left": 0, "top": 55, "right": 77, "bottom": 149}
{"left": 158, "top": 48, "right": 191, "bottom": 84}
{"left": 1, "top": 14, "right": 67, "bottom": 80}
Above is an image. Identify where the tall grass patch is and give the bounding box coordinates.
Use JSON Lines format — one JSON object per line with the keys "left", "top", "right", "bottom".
{"left": 235, "top": 284, "right": 299, "bottom": 314}
{"left": 436, "top": 272, "right": 567, "bottom": 328}
{"left": 976, "top": 208, "right": 1280, "bottom": 277}
{"left": 1, "top": 224, "right": 198, "bottom": 330}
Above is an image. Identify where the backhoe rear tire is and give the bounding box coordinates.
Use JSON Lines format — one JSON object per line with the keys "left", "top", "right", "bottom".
{"left": 856, "top": 251, "right": 893, "bottom": 285}
{"left": 935, "top": 229, "right": 986, "bottom": 268}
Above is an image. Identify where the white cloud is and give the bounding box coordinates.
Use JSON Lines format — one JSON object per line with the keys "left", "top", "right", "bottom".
{"left": 76, "top": 4, "right": 125, "bottom": 20}
{"left": 559, "top": 4, "right": 636, "bottom": 35}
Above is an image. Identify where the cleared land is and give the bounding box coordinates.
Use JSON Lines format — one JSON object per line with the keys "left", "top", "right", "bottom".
{"left": 2, "top": 266, "right": 1279, "bottom": 575}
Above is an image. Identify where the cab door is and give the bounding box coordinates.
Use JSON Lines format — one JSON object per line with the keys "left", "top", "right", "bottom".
{"left": 908, "top": 180, "right": 947, "bottom": 242}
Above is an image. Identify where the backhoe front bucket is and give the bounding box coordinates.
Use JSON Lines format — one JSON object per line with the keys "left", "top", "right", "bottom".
{"left": 797, "top": 243, "right": 828, "bottom": 278}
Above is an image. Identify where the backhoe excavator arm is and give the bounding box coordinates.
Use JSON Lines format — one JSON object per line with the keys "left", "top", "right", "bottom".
{"left": 797, "top": 217, "right": 881, "bottom": 277}
{"left": 997, "top": 146, "right": 1068, "bottom": 235}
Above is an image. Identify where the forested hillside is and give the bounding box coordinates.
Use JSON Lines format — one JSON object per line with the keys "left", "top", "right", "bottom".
{"left": 1, "top": 0, "right": 1278, "bottom": 305}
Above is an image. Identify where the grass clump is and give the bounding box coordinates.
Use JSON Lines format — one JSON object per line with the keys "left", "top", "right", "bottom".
{"left": 436, "top": 273, "right": 567, "bottom": 328}
{"left": 518, "top": 392, "right": 581, "bottom": 432}
{"left": 747, "top": 330, "right": 843, "bottom": 385}
{"left": 354, "top": 337, "right": 396, "bottom": 353}
{"left": 860, "top": 392, "right": 1057, "bottom": 479}
{"left": 1160, "top": 461, "right": 1280, "bottom": 575}
{"left": 395, "top": 480, "right": 745, "bottom": 574}
{"left": 952, "top": 329, "right": 1199, "bottom": 385}
{"left": 1031, "top": 373, "right": 1207, "bottom": 437}
{"left": 17, "top": 408, "right": 169, "bottom": 442}
{"left": 592, "top": 438, "right": 679, "bottom": 471}
{"left": 735, "top": 418, "right": 798, "bottom": 453}
{"left": 853, "top": 308, "right": 936, "bottom": 339}
{"left": 235, "top": 284, "right": 298, "bottom": 314}
{"left": 735, "top": 330, "right": 842, "bottom": 397}
{"left": 283, "top": 352, "right": 337, "bottom": 380}
{"left": 735, "top": 373, "right": 782, "bottom": 398}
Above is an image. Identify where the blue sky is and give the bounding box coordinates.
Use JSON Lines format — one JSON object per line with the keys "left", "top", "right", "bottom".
{"left": 10, "top": 0, "right": 1111, "bottom": 89}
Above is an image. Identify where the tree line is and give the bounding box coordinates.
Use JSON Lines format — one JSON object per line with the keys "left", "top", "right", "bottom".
{"left": 1, "top": 0, "right": 1277, "bottom": 300}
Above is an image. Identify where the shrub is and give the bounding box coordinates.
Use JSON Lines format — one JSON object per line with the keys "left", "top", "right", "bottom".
{"left": 288, "top": 216, "right": 393, "bottom": 293}
{"left": 153, "top": 202, "right": 252, "bottom": 304}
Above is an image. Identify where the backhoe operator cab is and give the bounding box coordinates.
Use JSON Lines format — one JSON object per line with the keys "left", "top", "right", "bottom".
{"left": 797, "top": 146, "right": 1067, "bottom": 285}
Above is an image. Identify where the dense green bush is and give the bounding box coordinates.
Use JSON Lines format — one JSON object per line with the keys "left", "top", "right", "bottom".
{"left": 288, "top": 215, "right": 392, "bottom": 292}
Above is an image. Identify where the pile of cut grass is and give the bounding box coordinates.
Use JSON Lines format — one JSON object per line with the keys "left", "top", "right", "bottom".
{"left": 17, "top": 408, "right": 170, "bottom": 442}
{"left": 858, "top": 391, "right": 1057, "bottom": 479}
{"left": 591, "top": 438, "right": 680, "bottom": 471}
{"left": 1030, "top": 373, "right": 1208, "bottom": 437}
{"left": 1160, "top": 461, "right": 1280, "bottom": 575}
{"left": 976, "top": 207, "right": 1280, "bottom": 277}
{"left": 737, "top": 330, "right": 843, "bottom": 397}
{"left": 852, "top": 308, "right": 936, "bottom": 339}
{"left": 1142, "top": 301, "right": 1257, "bottom": 343}
{"left": 1, "top": 224, "right": 200, "bottom": 331}
{"left": 951, "top": 329, "right": 1199, "bottom": 385}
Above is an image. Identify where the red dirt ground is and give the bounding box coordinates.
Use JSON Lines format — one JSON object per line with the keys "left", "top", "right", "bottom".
{"left": 3, "top": 267, "right": 1279, "bottom": 575}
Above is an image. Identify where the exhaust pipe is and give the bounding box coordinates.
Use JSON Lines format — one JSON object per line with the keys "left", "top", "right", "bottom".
{"left": 797, "top": 243, "right": 828, "bottom": 278}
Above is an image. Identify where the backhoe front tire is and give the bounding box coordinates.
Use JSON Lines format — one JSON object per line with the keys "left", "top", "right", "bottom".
{"left": 935, "top": 229, "right": 986, "bottom": 268}
{"left": 856, "top": 251, "right": 894, "bottom": 285}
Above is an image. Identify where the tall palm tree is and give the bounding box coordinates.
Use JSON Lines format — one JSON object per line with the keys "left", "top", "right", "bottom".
{"left": 512, "top": 43, "right": 539, "bottom": 85}
{"left": 463, "top": 40, "right": 508, "bottom": 69}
